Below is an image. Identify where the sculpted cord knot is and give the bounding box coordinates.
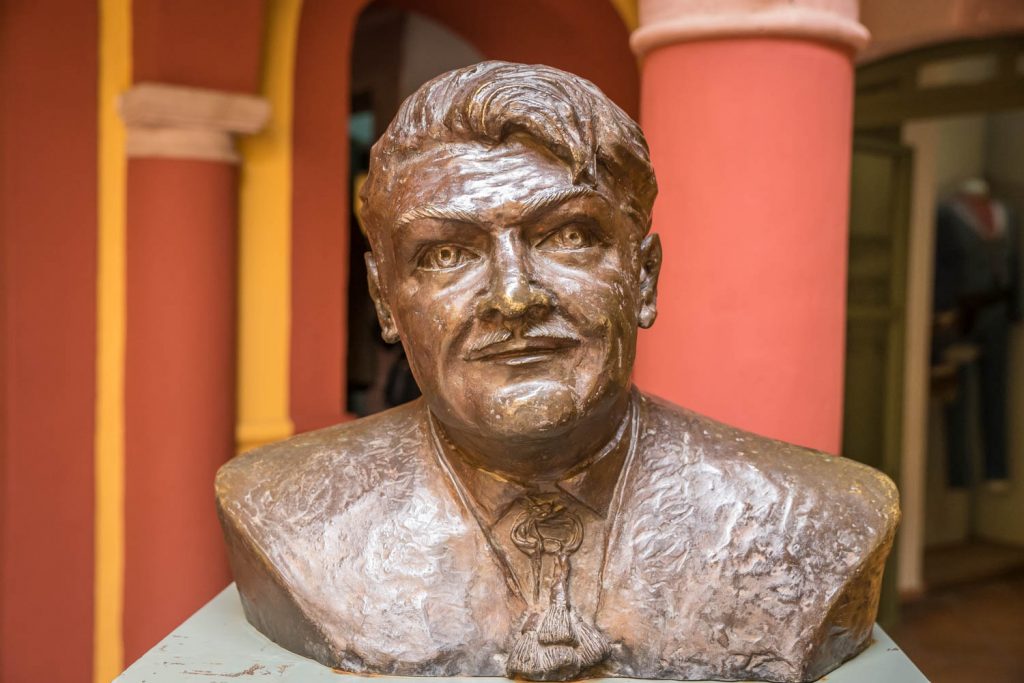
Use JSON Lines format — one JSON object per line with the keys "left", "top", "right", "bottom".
{"left": 507, "top": 495, "right": 610, "bottom": 679}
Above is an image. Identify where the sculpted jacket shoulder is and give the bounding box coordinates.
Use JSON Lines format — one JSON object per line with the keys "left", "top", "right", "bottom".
{"left": 216, "top": 392, "right": 899, "bottom": 683}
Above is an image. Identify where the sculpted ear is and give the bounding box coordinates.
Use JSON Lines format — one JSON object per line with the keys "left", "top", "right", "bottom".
{"left": 365, "top": 252, "right": 400, "bottom": 343}
{"left": 637, "top": 233, "right": 662, "bottom": 329}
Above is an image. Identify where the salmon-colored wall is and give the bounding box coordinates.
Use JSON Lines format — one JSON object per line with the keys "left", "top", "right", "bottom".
{"left": 635, "top": 38, "right": 854, "bottom": 454}
{"left": 0, "top": 1, "right": 98, "bottom": 680}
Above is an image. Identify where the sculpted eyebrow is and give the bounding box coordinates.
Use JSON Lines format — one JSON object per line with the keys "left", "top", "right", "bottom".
{"left": 395, "top": 186, "right": 601, "bottom": 228}
{"left": 396, "top": 205, "right": 479, "bottom": 227}
{"left": 519, "top": 186, "right": 600, "bottom": 221}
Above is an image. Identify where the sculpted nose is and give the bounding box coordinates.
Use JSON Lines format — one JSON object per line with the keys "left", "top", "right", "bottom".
{"left": 482, "top": 273, "right": 552, "bottom": 322}
{"left": 477, "top": 238, "right": 553, "bottom": 323}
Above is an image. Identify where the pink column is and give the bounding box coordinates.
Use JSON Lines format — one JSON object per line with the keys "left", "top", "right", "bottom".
{"left": 632, "top": 0, "right": 869, "bottom": 453}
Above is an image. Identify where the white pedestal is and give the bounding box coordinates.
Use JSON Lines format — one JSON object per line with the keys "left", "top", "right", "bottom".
{"left": 116, "top": 585, "right": 929, "bottom": 682}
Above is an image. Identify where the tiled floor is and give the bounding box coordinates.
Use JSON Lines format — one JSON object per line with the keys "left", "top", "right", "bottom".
{"left": 890, "top": 572, "right": 1024, "bottom": 683}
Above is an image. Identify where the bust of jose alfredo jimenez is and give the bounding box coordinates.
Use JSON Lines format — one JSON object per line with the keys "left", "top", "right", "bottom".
{"left": 216, "top": 61, "right": 899, "bottom": 683}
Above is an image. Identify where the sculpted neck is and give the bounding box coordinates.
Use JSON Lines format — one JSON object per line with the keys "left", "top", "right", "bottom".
{"left": 432, "top": 389, "right": 634, "bottom": 485}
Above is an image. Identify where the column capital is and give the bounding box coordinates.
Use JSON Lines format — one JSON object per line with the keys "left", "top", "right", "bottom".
{"left": 119, "top": 83, "right": 270, "bottom": 163}
{"left": 631, "top": 0, "right": 870, "bottom": 58}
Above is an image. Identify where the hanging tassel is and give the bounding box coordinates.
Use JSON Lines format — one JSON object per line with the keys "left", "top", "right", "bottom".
{"left": 570, "top": 612, "right": 611, "bottom": 667}
{"left": 508, "top": 629, "right": 543, "bottom": 676}
{"left": 539, "top": 644, "right": 577, "bottom": 675}
{"left": 507, "top": 630, "right": 579, "bottom": 680}
{"left": 539, "top": 553, "right": 576, "bottom": 645}
{"left": 538, "top": 600, "right": 574, "bottom": 646}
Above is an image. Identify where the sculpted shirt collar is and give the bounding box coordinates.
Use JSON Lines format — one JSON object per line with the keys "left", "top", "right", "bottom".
{"left": 435, "top": 392, "right": 637, "bottom": 528}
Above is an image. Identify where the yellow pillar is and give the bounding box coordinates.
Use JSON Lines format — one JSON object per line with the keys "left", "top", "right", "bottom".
{"left": 236, "top": 0, "right": 304, "bottom": 454}
{"left": 94, "top": 0, "right": 131, "bottom": 680}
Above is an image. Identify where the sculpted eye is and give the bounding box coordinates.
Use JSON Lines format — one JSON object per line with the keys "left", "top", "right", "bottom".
{"left": 418, "top": 244, "right": 478, "bottom": 271}
{"left": 537, "top": 222, "right": 597, "bottom": 251}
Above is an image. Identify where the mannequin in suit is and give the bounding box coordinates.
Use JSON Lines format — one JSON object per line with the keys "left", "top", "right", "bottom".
{"left": 217, "top": 61, "right": 899, "bottom": 683}
{"left": 933, "top": 178, "right": 1020, "bottom": 488}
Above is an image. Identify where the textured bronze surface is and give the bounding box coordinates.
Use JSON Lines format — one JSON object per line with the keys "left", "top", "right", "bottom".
{"left": 216, "top": 62, "right": 900, "bottom": 682}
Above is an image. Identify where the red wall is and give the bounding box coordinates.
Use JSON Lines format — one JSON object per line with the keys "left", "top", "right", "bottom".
{"left": 133, "top": 0, "right": 265, "bottom": 93}
{"left": 291, "top": 0, "right": 358, "bottom": 432}
{"left": 0, "top": 1, "right": 99, "bottom": 680}
{"left": 123, "top": 160, "right": 238, "bottom": 661}
{"left": 123, "top": 0, "right": 266, "bottom": 661}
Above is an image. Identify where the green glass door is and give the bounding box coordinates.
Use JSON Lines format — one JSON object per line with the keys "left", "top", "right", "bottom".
{"left": 843, "top": 135, "right": 912, "bottom": 627}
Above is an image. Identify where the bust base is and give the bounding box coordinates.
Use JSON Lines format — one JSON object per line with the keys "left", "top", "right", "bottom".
{"left": 115, "top": 585, "right": 928, "bottom": 683}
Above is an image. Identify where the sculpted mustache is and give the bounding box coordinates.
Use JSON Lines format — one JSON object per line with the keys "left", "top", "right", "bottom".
{"left": 466, "top": 319, "right": 581, "bottom": 353}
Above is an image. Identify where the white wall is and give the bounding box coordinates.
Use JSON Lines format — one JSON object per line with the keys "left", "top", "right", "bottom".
{"left": 398, "top": 13, "right": 482, "bottom": 102}
{"left": 930, "top": 116, "right": 988, "bottom": 196}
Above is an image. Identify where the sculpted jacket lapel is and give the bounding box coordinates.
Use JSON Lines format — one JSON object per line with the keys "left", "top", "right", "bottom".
{"left": 338, "top": 412, "right": 523, "bottom": 672}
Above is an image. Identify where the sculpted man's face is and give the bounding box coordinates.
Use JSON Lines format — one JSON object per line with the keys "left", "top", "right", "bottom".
{"left": 366, "top": 137, "right": 660, "bottom": 444}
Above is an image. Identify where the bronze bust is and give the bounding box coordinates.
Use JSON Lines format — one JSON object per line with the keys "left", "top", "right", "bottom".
{"left": 216, "top": 61, "right": 899, "bottom": 683}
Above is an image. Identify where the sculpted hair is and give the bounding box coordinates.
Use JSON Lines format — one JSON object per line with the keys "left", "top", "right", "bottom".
{"left": 360, "top": 61, "right": 658, "bottom": 237}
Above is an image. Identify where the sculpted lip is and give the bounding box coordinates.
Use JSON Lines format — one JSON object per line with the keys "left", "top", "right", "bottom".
{"left": 465, "top": 338, "right": 579, "bottom": 364}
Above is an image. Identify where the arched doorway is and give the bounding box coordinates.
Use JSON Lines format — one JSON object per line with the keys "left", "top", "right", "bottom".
{"left": 346, "top": 6, "right": 484, "bottom": 415}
